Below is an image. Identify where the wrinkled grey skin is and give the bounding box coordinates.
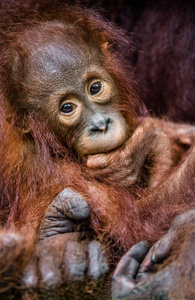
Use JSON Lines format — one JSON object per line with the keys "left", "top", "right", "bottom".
{"left": 112, "top": 210, "right": 195, "bottom": 300}
{"left": 34, "top": 189, "right": 195, "bottom": 300}
{"left": 21, "top": 188, "right": 108, "bottom": 299}
{"left": 24, "top": 190, "right": 195, "bottom": 299}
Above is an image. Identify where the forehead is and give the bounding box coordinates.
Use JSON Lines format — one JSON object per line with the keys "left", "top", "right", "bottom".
{"left": 23, "top": 23, "right": 103, "bottom": 88}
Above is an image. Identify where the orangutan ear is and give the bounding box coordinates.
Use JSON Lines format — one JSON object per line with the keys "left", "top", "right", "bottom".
{"left": 6, "top": 115, "right": 30, "bottom": 134}
{"left": 101, "top": 42, "right": 110, "bottom": 55}
{"left": 20, "top": 127, "right": 31, "bottom": 134}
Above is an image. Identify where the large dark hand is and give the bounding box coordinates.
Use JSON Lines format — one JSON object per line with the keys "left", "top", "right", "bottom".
{"left": 112, "top": 210, "right": 195, "bottom": 300}
{"left": 20, "top": 188, "right": 108, "bottom": 299}
{"left": 38, "top": 188, "right": 90, "bottom": 240}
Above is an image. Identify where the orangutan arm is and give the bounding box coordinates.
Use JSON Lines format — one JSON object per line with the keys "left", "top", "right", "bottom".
{"left": 111, "top": 142, "right": 195, "bottom": 299}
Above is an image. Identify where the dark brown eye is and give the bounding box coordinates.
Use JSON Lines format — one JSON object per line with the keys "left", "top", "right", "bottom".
{"left": 60, "top": 103, "right": 77, "bottom": 114}
{"left": 90, "top": 82, "right": 102, "bottom": 95}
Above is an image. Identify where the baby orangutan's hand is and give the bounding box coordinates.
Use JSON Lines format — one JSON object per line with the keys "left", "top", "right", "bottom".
{"left": 86, "top": 118, "right": 173, "bottom": 188}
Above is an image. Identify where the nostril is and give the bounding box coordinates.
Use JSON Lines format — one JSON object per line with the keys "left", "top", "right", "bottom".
{"left": 104, "top": 117, "right": 112, "bottom": 132}
{"left": 98, "top": 117, "right": 110, "bottom": 132}
{"left": 88, "top": 115, "right": 112, "bottom": 134}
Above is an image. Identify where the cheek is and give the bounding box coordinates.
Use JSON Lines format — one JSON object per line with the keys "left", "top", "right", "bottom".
{"left": 51, "top": 116, "right": 84, "bottom": 150}
{"left": 44, "top": 106, "right": 81, "bottom": 143}
{"left": 74, "top": 113, "right": 129, "bottom": 155}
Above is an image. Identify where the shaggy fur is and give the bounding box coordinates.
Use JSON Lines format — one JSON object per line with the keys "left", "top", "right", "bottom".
{"left": 0, "top": 1, "right": 194, "bottom": 296}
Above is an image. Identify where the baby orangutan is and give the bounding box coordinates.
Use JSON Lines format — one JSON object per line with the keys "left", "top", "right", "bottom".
{"left": 0, "top": 2, "right": 195, "bottom": 299}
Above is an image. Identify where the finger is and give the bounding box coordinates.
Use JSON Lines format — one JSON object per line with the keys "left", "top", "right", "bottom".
{"left": 37, "top": 234, "right": 81, "bottom": 288}
{"left": 39, "top": 219, "right": 75, "bottom": 239}
{"left": 0, "top": 232, "right": 25, "bottom": 273}
{"left": 86, "top": 141, "right": 130, "bottom": 169}
{"left": 87, "top": 153, "right": 114, "bottom": 169}
{"left": 125, "top": 242, "right": 149, "bottom": 279}
{"left": 64, "top": 241, "right": 87, "bottom": 281}
{"left": 87, "top": 240, "right": 108, "bottom": 280}
{"left": 125, "top": 241, "right": 149, "bottom": 263}
{"left": 139, "top": 242, "right": 160, "bottom": 273}
{"left": 111, "top": 242, "right": 149, "bottom": 300}
{"left": 151, "top": 231, "right": 175, "bottom": 264}
{"left": 171, "top": 210, "right": 195, "bottom": 229}
{"left": 115, "top": 173, "right": 140, "bottom": 187}
{"left": 88, "top": 165, "right": 139, "bottom": 188}
{"left": 113, "top": 255, "right": 135, "bottom": 280}
{"left": 51, "top": 188, "right": 90, "bottom": 220}
{"left": 21, "top": 255, "right": 38, "bottom": 288}
{"left": 179, "top": 136, "right": 193, "bottom": 145}
{"left": 114, "top": 241, "right": 149, "bottom": 278}
{"left": 38, "top": 238, "right": 63, "bottom": 288}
